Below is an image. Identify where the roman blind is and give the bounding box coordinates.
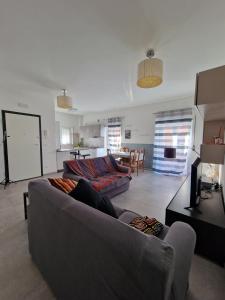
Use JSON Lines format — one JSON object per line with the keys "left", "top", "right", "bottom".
{"left": 107, "top": 117, "right": 122, "bottom": 152}
{"left": 152, "top": 108, "right": 192, "bottom": 175}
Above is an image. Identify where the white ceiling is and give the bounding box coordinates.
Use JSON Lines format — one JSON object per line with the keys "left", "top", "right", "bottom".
{"left": 1, "top": 0, "right": 225, "bottom": 113}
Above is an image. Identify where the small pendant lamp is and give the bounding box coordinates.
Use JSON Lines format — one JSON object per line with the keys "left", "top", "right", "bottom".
{"left": 137, "top": 49, "right": 163, "bottom": 88}
{"left": 57, "top": 89, "right": 72, "bottom": 109}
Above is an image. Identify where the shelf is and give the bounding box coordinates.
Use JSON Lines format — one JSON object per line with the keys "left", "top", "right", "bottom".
{"left": 197, "top": 102, "right": 225, "bottom": 121}
{"left": 196, "top": 65, "right": 225, "bottom": 106}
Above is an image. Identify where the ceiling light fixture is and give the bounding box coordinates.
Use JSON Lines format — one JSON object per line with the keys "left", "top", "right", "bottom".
{"left": 57, "top": 89, "right": 72, "bottom": 109}
{"left": 137, "top": 49, "right": 163, "bottom": 88}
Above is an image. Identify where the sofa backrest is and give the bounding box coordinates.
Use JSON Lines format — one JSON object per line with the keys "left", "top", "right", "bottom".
{"left": 28, "top": 179, "right": 175, "bottom": 300}
{"left": 64, "top": 155, "right": 117, "bottom": 178}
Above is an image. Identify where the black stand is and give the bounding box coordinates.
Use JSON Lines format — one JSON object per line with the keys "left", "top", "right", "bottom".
{"left": 23, "top": 192, "right": 29, "bottom": 220}
{"left": 0, "top": 178, "right": 14, "bottom": 189}
{"left": 166, "top": 176, "right": 225, "bottom": 265}
{"left": 184, "top": 206, "right": 202, "bottom": 214}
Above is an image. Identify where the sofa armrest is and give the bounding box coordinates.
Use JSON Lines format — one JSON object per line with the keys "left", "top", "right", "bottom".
{"left": 164, "top": 221, "right": 196, "bottom": 300}
{"left": 116, "top": 164, "right": 131, "bottom": 174}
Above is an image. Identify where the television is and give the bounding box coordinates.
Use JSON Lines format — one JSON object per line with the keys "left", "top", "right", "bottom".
{"left": 186, "top": 157, "right": 202, "bottom": 209}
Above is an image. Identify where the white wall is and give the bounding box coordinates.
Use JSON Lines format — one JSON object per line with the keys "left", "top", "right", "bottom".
{"left": 192, "top": 106, "right": 204, "bottom": 156}
{"left": 55, "top": 112, "right": 83, "bottom": 148}
{"left": 83, "top": 97, "right": 195, "bottom": 144}
{"left": 55, "top": 112, "right": 83, "bottom": 132}
{"left": 0, "top": 91, "right": 57, "bottom": 181}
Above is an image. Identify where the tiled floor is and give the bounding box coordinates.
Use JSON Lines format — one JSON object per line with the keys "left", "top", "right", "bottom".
{"left": 111, "top": 171, "right": 185, "bottom": 223}
{"left": 0, "top": 171, "right": 224, "bottom": 300}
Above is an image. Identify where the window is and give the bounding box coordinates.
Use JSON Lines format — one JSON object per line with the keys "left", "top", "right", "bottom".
{"left": 152, "top": 108, "right": 192, "bottom": 176}
{"left": 61, "top": 127, "right": 73, "bottom": 145}
{"left": 107, "top": 117, "right": 122, "bottom": 152}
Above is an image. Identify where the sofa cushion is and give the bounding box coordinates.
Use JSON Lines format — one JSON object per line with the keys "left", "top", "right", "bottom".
{"left": 118, "top": 210, "right": 141, "bottom": 224}
{"left": 69, "top": 179, "right": 117, "bottom": 218}
{"left": 64, "top": 156, "right": 131, "bottom": 197}
{"left": 119, "top": 211, "right": 167, "bottom": 239}
{"left": 91, "top": 173, "right": 130, "bottom": 192}
{"left": 65, "top": 159, "right": 97, "bottom": 179}
{"left": 48, "top": 178, "right": 77, "bottom": 193}
{"left": 65, "top": 156, "right": 117, "bottom": 180}
{"left": 98, "top": 195, "right": 117, "bottom": 218}
{"left": 92, "top": 156, "right": 112, "bottom": 176}
{"left": 77, "top": 159, "right": 99, "bottom": 178}
{"left": 113, "top": 205, "right": 126, "bottom": 218}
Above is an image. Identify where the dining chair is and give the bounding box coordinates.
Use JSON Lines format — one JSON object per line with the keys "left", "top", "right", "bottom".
{"left": 138, "top": 148, "right": 145, "bottom": 172}
{"left": 107, "top": 148, "right": 111, "bottom": 155}
{"left": 123, "top": 149, "right": 140, "bottom": 175}
{"left": 120, "top": 147, "right": 129, "bottom": 152}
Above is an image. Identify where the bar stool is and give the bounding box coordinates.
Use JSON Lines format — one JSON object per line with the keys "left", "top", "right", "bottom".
{"left": 80, "top": 154, "right": 90, "bottom": 159}
{"left": 70, "top": 151, "right": 79, "bottom": 160}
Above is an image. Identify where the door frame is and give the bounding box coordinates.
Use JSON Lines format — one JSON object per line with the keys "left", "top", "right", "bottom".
{"left": 2, "top": 110, "right": 43, "bottom": 183}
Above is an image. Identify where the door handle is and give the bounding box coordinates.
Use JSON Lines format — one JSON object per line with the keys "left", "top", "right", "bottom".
{"left": 3, "top": 131, "right": 10, "bottom": 141}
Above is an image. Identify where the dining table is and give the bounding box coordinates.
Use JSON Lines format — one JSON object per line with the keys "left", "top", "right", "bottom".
{"left": 113, "top": 151, "right": 130, "bottom": 158}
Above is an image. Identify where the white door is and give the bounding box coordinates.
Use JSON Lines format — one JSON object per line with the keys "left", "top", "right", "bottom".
{"left": 5, "top": 113, "right": 42, "bottom": 181}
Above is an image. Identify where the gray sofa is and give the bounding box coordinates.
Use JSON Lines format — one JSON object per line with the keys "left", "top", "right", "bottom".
{"left": 28, "top": 179, "right": 196, "bottom": 300}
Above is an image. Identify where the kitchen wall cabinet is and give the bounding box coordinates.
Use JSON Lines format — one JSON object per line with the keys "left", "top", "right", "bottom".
{"left": 80, "top": 125, "right": 101, "bottom": 139}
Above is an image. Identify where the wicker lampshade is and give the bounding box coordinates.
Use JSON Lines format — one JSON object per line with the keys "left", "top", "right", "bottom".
{"left": 57, "top": 89, "right": 72, "bottom": 109}
{"left": 137, "top": 49, "right": 163, "bottom": 88}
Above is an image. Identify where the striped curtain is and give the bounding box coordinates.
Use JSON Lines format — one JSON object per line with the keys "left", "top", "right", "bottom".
{"left": 107, "top": 117, "right": 122, "bottom": 152}
{"left": 152, "top": 108, "right": 192, "bottom": 176}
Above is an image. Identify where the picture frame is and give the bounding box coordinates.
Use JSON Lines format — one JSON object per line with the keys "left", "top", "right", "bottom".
{"left": 125, "top": 129, "right": 131, "bottom": 139}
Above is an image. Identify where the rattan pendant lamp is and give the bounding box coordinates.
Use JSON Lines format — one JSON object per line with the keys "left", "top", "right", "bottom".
{"left": 137, "top": 49, "right": 163, "bottom": 88}
{"left": 57, "top": 89, "right": 72, "bottom": 109}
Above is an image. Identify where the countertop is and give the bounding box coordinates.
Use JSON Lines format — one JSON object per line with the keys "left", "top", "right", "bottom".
{"left": 56, "top": 147, "right": 105, "bottom": 152}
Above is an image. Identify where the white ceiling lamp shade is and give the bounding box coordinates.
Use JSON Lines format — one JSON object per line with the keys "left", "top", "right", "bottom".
{"left": 57, "top": 89, "right": 72, "bottom": 109}
{"left": 137, "top": 49, "right": 163, "bottom": 88}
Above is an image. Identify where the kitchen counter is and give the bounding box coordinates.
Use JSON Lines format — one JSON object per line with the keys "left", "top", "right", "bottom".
{"left": 57, "top": 147, "right": 105, "bottom": 152}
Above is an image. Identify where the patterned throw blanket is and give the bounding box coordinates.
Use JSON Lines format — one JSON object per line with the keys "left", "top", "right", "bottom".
{"left": 129, "top": 217, "right": 164, "bottom": 236}
{"left": 66, "top": 156, "right": 130, "bottom": 192}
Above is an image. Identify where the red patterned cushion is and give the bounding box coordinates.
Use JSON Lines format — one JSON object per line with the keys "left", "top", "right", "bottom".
{"left": 129, "top": 217, "right": 163, "bottom": 236}
{"left": 48, "top": 178, "right": 78, "bottom": 193}
{"left": 91, "top": 175, "right": 122, "bottom": 192}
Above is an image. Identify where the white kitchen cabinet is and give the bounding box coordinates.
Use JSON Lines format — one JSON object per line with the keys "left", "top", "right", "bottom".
{"left": 56, "top": 151, "right": 73, "bottom": 171}
{"left": 79, "top": 148, "right": 107, "bottom": 158}
{"left": 87, "top": 148, "right": 107, "bottom": 158}
{"left": 80, "top": 125, "right": 101, "bottom": 139}
{"left": 89, "top": 149, "right": 96, "bottom": 158}
{"left": 96, "top": 148, "right": 107, "bottom": 157}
